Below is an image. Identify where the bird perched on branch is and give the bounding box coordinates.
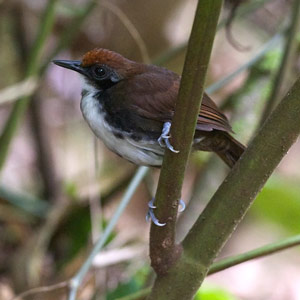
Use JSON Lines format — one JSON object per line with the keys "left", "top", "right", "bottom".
{"left": 54, "top": 48, "right": 245, "bottom": 225}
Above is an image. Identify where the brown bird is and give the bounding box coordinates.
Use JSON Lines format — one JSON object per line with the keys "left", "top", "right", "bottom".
{"left": 53, "top": 48, "right": 245, "bottom": 225}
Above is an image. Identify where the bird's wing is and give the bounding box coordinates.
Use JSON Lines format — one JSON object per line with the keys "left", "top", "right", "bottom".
{"left": 197, "top": 94, "right": 232, "bottom": 132}
{"left": 118, "top": 67, "right": 232, "bottom": 133}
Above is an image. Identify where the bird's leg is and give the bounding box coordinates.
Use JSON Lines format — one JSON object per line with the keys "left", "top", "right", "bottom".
{"left": 146, "top": 197, "right": 186, "bottom": 226}
{"left": 158, "top": 122, "right": 179, "bottom": 153}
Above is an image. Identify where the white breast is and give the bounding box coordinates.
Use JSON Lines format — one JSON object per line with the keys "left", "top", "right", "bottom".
{"left": 80, "top": 90, "right": 164, "bottom": 166}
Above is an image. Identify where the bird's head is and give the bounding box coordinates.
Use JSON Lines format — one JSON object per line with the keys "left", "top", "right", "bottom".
{"left": 53, "top": 48, "right": 138, "bottom": 92}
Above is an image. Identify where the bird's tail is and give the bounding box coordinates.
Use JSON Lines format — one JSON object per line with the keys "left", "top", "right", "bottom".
{"left": 216, "top": 133, "right": 245, "bottom": 168}
{"left": 194, "top": 131, "right": 245, "bottom": 168}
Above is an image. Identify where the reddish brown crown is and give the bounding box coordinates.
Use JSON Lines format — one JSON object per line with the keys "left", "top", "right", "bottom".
{"left": 81, "top": 48, "right": 124, "bottom": 66}
{"left": 81, "top": 48, "right": 140, "bottom": 77}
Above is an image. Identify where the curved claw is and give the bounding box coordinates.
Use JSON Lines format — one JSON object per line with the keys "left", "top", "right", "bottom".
{"left": 146, "top": 208, "right": 166, "bottom": 226}
{"left": 158, "top": 135, "right": 168, "bottom": 148}
{"left": 158, "top": 122, "right": 179, "bottom": 153}
{"left": 165, "top": 138, "right": 179, "bottom": 153}
{"left": 146, "top": 198, "right": 166, "bottom": 226}
{"left": 148, "top": 198, "right": 156, "bottom": 209}
{"left": 146, "top": 198, "right": 185, "bottom": 226}
{"left": 178, "top": 199, "right": 186, "bottom": 212}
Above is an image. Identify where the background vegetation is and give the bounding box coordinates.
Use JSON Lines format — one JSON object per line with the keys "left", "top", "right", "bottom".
{"left": 0, "top": 0, "right": 300, "bottom": 299}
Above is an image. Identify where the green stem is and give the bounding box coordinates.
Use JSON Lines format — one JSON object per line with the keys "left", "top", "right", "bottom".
{"left": 258, "top": 0, "right": 300, "bottom": 126}
{"left": 148, "top": 1, "right": 223, "bottom": 299}
{"left": 208, "top": 234, "right": 300, "bottom": 274}
{"left": 182, "top": 75, "right": 300, "bottom": 288}
{"left": 0, "top": 0, "right": 58, "bottom": 171}
{"left": 0, "top": 0, "right": 98, "bottom": 171}
{"left": 26, "top": 2, "right": 58, "bottom": 77}
{"left": 117, "top": 234, "right": 300, "bottom": 300}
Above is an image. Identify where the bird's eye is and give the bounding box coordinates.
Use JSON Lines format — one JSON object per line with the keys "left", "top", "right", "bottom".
{"left": 92, "top": 66, "right": 107, "bottom": 79}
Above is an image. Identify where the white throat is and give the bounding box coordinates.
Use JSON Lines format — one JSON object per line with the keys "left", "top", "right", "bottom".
{"left": 79, "top": 80, "right": 164, "bottom": 166}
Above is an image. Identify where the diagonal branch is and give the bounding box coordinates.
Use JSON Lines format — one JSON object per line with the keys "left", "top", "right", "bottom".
{"left": 208, "top": 234, "right": 300, "bottom": 274}
{"left": 182, "top": 74, "right": 300, "bottom": 284}
{"left": 117, "top": 234, "right": 300, "bottom": 300}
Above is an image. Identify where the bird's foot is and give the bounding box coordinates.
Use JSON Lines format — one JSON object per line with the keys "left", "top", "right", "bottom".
{"left": 158, "top": 122, "right": 179, "bottom": 153}
{"left": 146, "top": 198, "right": 186, "bottom": 226}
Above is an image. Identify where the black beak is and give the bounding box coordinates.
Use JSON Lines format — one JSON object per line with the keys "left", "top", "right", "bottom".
{"left": 53, "top": 60, "right": 87, "bottom": 76}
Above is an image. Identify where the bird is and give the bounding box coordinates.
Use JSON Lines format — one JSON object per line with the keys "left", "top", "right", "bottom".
{"left": 53, "top": 48, "right": 245, "bottom": 225}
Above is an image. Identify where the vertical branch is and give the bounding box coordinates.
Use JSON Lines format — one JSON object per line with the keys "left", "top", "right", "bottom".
{"left": 12, "top": 4, "right": 61, "bottom": 201}
{"left": 29, "top": 93, "right": 61, "bottom": 200}
{"left": 148, "top": 1, "right": 223, "bottom": 299}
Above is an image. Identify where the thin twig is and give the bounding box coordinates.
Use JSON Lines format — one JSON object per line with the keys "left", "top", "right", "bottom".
{"left": 208, "top": 234, "right": 300, "bottom": 274}
{"left": 12, "top": 280, "right": 69, "bottom": 300}
{"left": 41, "top": 0, "right": 99, "bottom": 71}
{"left": 101, "top": 1, "right": 150, "bottom": 64}
{"left": 89, "top": 137, "right": 102, "bottom": 243}
{"left": 225, "top": 0, "right": 251, "bottom": 52}
{"left": 0, "top": 77, "right": 38, "bottom": 105}
{"left": 68, "top": 166, "right": 149, "bottom": 300}
{"left": 88, "top": 137, "right": 106, "bottom": 295}
{"left": 93, "top": 245, "right": 146, "bottom": 268}
{"left": 258, "top": 0, "right": 300, "bottom": 126}
{"left": 206, "top": 32, "right": 283, "bottom": 94}
{"left": 153, "top": 0, "right": 272, "bottom": 66}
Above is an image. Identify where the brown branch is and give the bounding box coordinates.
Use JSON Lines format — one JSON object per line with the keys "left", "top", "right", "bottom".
{"left": 12, "top": 3, "right": 61, "bottom": 201}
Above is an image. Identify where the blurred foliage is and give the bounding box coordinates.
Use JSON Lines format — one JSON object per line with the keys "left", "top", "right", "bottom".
{"left": 252, "top": 175, "right": 300, "bottom": 234}
{"left": 0, "top": 0, "right": 300, "bottom": 299}
{"left": 107, "top": 266, "right": 149, "bottom": 300}
{"left": 194, "top": 284, "right": 237, "bottom": 300}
